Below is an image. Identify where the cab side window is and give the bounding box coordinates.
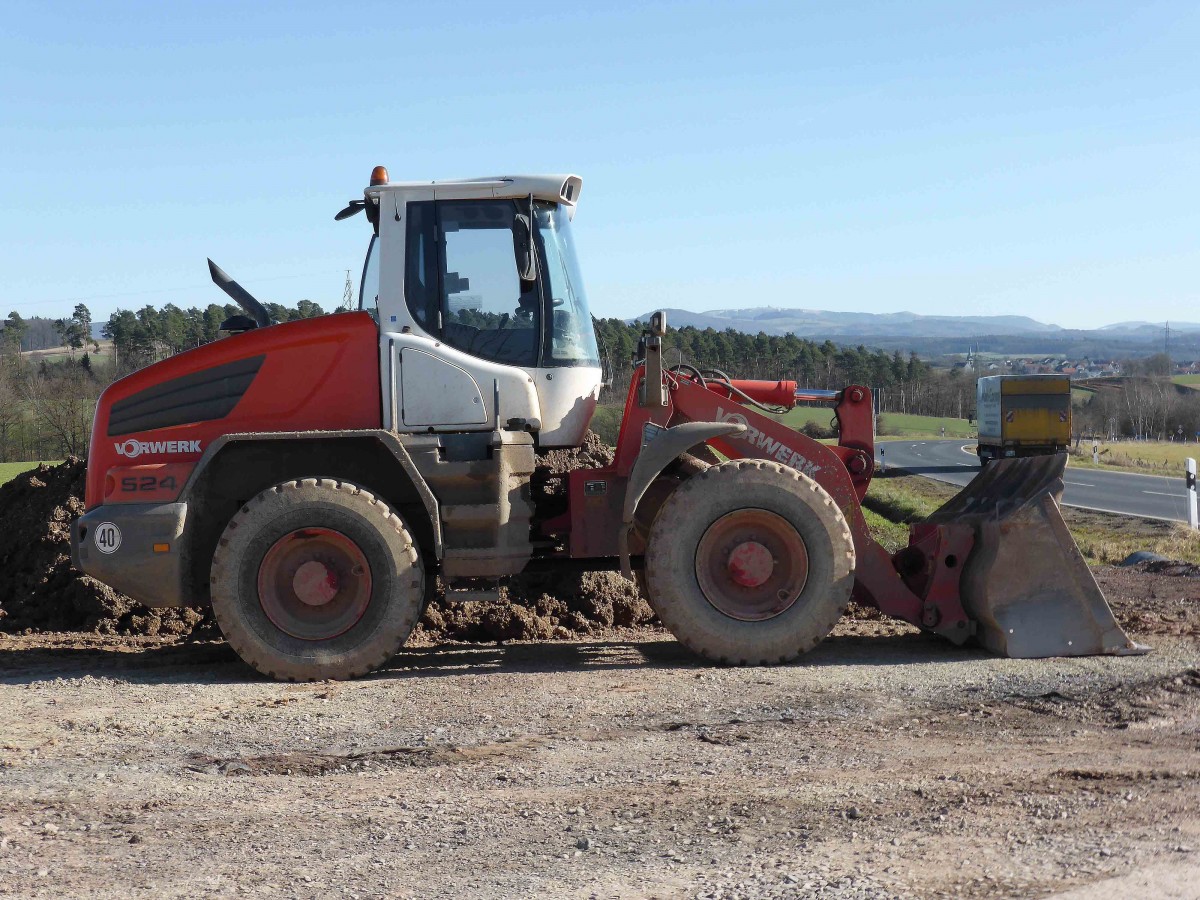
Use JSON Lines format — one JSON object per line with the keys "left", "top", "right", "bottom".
{"left": 438, "top": 201, "right": 540, "bottom": 367}
{"left": 404, "top": 199, "right": 541, "bottom": 368}
{"left": 404, "top": 202, "right": 439, "bottom": 333}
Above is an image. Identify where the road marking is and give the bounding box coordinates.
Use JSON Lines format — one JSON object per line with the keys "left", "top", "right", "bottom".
{"left": 1142, "top": 490, "right": 1183, "bottom": 497}
{"left": 1064, "top": 481, "right": 1094, "bottom": 487}
{"left": 956, "top": 462, "right": 972, "bottom": 466}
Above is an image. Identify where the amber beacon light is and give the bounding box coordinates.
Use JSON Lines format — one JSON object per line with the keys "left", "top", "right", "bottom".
{"left": 369, "top": 165, "right": 389, "bottom": 186}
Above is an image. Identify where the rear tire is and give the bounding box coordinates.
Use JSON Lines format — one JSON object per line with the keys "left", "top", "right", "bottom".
{"left": 644, "top": 459, "right": 855, "bottom": 664}
{"left": 210, "top": 478, "right": 424, "bottom": 681}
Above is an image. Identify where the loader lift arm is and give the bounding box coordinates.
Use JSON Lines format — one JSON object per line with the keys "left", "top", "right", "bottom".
{"left": 553, "top": 359, "right": 1140, "bottom": 658}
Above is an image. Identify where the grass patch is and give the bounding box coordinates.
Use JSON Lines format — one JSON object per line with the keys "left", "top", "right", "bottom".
{"left": 865, "top": 469, "right": 1200, "bottom": 566}
{"left": 860, "top": 506, "right": 911, "bottom": 554}
{"left": 1173, "top": 374, "right": 1200, "bottom": 389}
{"left": 773, "top": 407, "right": 974, "bottom": 440}
{"left": 0, "top": 461, "right": 62, "bottom": 485}
{"left": 774, "top": 406, "right": 839, "bottom": 431}
{"left": 590, "top": 404, "right": 624, "bottom": 445}
{"left": 860, "top": 471, "right": 959, "bottom": 553}
{"left": 877, "top": 412, "right": 975, "bottom": 439}
{"left": 1063, "top": 508, "right": 1200, "bottom": 566}
{"left": 600, "top": 397, "right": 974, "bottom": 443}
{"left": 862, "top": 470, "right": 956, "bottom": 523}
{"left": 1068, "top": 440, "right": 1198, "bottom": 475}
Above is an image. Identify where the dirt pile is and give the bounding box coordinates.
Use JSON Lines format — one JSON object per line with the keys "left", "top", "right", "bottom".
{"left": 1096, "top": 559, "right": 1200, "bottom": 639}
{"left": 0, "top": 438, "right": 652, "bottom": 643}
{"left": 536, "top": 429, "right": 615, "bottom": 475}
{"left": 0, "top": 459, "right": 209, "bottom": 637}
{"left": 414, "top": 570, "right": 656, "bottom": 644}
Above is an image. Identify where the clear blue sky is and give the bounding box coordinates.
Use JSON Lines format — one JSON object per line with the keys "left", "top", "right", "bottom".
{"left": 1, "top": 1, "right": 1196, "bottom": 330}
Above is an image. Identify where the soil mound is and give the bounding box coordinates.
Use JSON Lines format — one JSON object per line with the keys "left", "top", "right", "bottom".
{"left": 0, "top": 459, "right": 209, "bottom": 637}
{"left": 536, "top": 429, "right": 615, "bottom": 475}
{"left": 1095, "top": 561, "right": 1200, "bottom": 639}
{"left": 0, "top": 437, "right": 652, "bottom": 643}
{"left": 414, "top": 571, "right": 656, "bottom": 645}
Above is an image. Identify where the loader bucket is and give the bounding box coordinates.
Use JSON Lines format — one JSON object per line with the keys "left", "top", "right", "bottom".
{"left": 922, "top": 454, "right": 1147, "bottom": 658}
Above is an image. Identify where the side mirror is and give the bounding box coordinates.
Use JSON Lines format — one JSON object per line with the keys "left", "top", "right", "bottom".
{"left": 511, "top": 214, "right": 538, "bottom": 292}
{"left": 334, "top": 200, "right": 365, "bottom": 221}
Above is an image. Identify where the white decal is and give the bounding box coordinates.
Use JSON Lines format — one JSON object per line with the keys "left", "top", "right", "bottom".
{"left": 715, "top": 406, "right": 822, "bottom": 478}
{"left": 114, "top": 439, "right": 202, "bottom": 459}
{"left": 94, "top": 522, "right": 122, "bottom": 554}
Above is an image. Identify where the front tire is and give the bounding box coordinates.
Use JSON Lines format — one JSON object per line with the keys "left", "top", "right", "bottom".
{"left": 644, "top": 459, "right": 855, "bottom": 664}
{"left": 210, "top": 478, "right": 424, "bottom": 681}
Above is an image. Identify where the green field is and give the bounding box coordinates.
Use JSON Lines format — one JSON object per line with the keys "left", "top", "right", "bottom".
{"left": 774, "top": 405, "right": 839, "bottom": 430}
{"left": 875, "top": 412, "right": 975, "bottom": 438}
{"left": 1173, "top": 374, "right": 1200, "bottom": 389}
{"left": 590, "top": 403, "right": 975, "bottom": 443}
{"left": 866, "top": 469, "right": 1200, "bottom": 565}
{"left": 0, "top": 460, "right": 62, "bottom": 485}
{"left": 775, "top": 407, "right": 974, "bottom": 439}
{"left": 1068, "top": 440, "right": 1198, "bottom": 474}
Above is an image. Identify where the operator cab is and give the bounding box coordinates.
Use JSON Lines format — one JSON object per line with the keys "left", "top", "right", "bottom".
{"left": 345, "top": 169, "right": 602, "bottom": 447}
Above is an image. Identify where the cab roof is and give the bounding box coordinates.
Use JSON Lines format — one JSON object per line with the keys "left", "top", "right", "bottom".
{"left": 365, "top": 174, "right": 582, "bottom": 213}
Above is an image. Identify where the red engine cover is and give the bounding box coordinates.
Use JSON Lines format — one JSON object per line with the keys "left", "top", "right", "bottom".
{"left": 86, "top": 312, "right": 382, "bottom": 509}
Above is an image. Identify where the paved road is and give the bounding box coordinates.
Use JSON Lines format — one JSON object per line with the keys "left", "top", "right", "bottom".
{"left": 877, "top": 439, "right": 1194, "bottom": 523}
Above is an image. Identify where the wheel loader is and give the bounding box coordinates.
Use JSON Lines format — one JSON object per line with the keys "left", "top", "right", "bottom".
{"left": 70, "top": 167, "right": 1145, "bottom": 680}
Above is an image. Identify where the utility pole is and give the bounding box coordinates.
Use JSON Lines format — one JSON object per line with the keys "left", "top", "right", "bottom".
{"left": 341, "top": 269, "right": 354, "bottom": 312}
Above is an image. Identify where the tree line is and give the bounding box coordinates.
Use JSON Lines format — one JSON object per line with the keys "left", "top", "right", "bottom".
{"left": 102, "top": 300, "right": 326, "bottom": 373}
{"left": 593, "top": 318, "right": 959, "bottom": 415}
{"left": 0, "top": 300, "right": 327, "bottom": 462}
{"left": 3, "top": 303, "right": 1192, "bottom": 462}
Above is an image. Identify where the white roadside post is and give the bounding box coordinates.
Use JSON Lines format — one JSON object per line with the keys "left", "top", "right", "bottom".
{"left": 1188, "top": 458, "right": 1198, "bottom": 531}
{"left": 1093, "top": 442, "right": 1099, "bottom": 464}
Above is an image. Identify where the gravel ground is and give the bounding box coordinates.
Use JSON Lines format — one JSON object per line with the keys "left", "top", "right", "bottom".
{"left": 1, "top": 594, "right": 1198, "bottom": 899}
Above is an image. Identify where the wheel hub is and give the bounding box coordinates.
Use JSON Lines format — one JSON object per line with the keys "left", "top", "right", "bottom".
{"left": 292, "top": 560, "right": 339, "bottom": 606}
{"left": 695, "top": 508, "right": 809, "bottom": 621}
{"left": 727, "top": 541, "right": 774, "bottom": 587}
{"left": 257, "top": 528, "right": 372, "bottom": 641}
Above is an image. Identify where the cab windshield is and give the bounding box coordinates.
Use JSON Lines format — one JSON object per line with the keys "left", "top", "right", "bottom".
{"left": 534, "top": 202, "right": 600, "bottom": 367}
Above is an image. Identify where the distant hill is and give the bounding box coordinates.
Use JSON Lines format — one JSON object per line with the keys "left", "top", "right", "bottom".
{"left": 640, "top": 307, "right": 1064, "bottom": 339}
{"left": 630, "top": 307, "right": 1200, "bottom": 359}
{"left": 1095, "top": 321, "right": 1200, "bottom": 335}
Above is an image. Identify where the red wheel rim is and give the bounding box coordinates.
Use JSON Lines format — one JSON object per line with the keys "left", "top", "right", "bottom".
{"left": 256, "top": 527, "right": 373, "bottom": 641}
{"left": 695, "top": 509, "right": 809, "bottom": 621}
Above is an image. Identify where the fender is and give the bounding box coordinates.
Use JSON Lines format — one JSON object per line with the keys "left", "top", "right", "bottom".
{"left": 617, "top": 420, "right": 746, "bottom": 577}
{"left": 181, "top": 429, "right": 443, "bottom": 557}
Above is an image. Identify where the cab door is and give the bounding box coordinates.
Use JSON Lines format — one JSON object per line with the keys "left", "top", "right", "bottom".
{"left": 375, "top": 197, "right": 541, "bottom": 434}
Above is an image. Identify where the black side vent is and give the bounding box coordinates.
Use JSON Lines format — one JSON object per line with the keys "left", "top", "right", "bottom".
{"left": 108, "top": 355, "right": 265, "bottom": 437}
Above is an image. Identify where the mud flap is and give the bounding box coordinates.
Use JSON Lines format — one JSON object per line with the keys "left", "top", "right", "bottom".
{"left": 921, "top": 454, "right": 1148, "bottom": 658}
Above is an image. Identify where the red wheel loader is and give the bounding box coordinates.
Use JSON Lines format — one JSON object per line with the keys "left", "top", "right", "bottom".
{"left": 70, "top": 167, "right": 1145, "bottom": 680}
